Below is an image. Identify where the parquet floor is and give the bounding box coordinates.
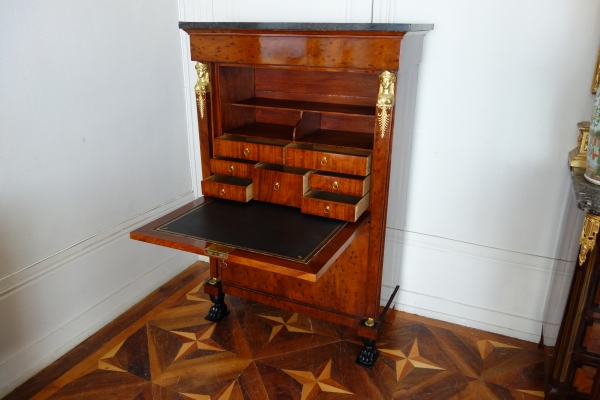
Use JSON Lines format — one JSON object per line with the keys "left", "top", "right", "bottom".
{"left": 14, "top": 262, "right": 548, "bottom": 399}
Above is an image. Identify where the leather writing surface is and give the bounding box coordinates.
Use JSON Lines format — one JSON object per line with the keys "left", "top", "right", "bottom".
{"left": 155, "top": 198, "right": 345, "bottom": 262}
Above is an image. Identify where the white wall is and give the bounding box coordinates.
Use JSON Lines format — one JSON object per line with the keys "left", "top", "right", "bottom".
{"left": 377, "top": 0, "right": 599, "bottom": 344}
{"left": 179, "top": 0, "right": 600, "bottom": 345}
{"left": 0, "top": 1, "right": 199, "bottom": 395}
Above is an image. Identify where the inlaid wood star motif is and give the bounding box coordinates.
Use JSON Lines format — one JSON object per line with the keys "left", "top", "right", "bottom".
{"left": 180, "top": 381, "right": 237, "bottom": 400}
{"left": 97, "top": 340, "right": 127, "bottom": 372}
{"left": 379, "top": 339, "right": 445, "bottom": 382}
{"left": 258, "top": 313, "right": 312, "bottom": 342}
{"left": 186, "top": 282, "right": 210, "bottom": 302}
{"left": 283, "top": 359, "right": 352, "bottom": 400}
{"left": 170, "top": 324, "right": 224, "bottom": 361}
{"left": 476, "top": 339, "right": 520, "bottom": 360}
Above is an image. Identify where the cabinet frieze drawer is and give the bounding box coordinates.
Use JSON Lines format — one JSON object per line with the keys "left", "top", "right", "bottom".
{"left": 210, "top": 156, "right": 259, "bottom": 179}
{"left": 285, "top": 144, "right": 372, "bottom": 176}
{"left": 214, "top": 134, "right": 286, "bottom": 164}
{"left": 201, "top": 175, "right": 253, "bottom": 202}
{"left": 309, "top": 171, "right": 370, "bottom": 197}
{"left": 254, "top": 164, "right": 311, "bottom": 208}
{"left": 301, "top": 190, "right": 369, "bottom": 222}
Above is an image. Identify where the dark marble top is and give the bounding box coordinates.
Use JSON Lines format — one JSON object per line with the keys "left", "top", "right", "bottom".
{"left": 571, "top": 167, "right": 600, "bottom": 215}
{"left": 179, "top": 22, "right": 434, "bottom": 32}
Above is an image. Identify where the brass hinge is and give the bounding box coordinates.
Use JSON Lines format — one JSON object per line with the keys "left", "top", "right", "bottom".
{"left": 205, "top": 243, "right": 234, "bottom": 259}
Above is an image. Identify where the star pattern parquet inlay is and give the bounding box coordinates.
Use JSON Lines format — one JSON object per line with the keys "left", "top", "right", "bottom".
{"left": 379, "top": 339, "right": 445, "bottom": 382}
{"left": 283, "top": 359, "right": 352, "bottom": 400}
{"left": 26, "top": 269, "right": 548, "bottom": 400}
{"left": 258, "top": 313, "right": 313, "bottom": 342}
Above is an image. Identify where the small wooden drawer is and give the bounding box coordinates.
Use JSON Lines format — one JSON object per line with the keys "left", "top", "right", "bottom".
{"left": 210, "top": 157, "right": 258, "bottom": 179}
{"left": 581, "top": 318, "right": 600, "bottom": 356}
{"left": 570, "top": 359, "right": 598, "bottom": 395}
{"left": 201, "top": 175, "right": 253, "bottom": 202}
{"left": 254, "top": 164, "right": 311, "bottom": 207}
{"left": 309, "top": 171, "right": 370, "bottom": 197}
{"left": 214, "top": 134, "right": 287, "bottom": 164}
{"left": 285, "top": 144, "right": 372, "bottom": 176}
{"left": 301, "top": 190, "right": 370, "bottom": 222}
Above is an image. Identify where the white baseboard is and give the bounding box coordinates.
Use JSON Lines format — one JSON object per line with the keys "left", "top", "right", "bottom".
{"left": 381, "top": 284, "right": 552, "bottom": 343}
{"left": 0, "top": 194, "right": 200, "bottom": 397}
{"left": 381, "top": 228, "right": 574, "bottom": 345}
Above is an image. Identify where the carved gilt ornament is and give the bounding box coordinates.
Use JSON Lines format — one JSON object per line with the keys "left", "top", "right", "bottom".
{"left": 579, "top": 213, "right": 600, "bottom": 266}
{"left": 376, "top": 71, "right": 396, "bottom": 138}
{"left": 195, "top": 62, "right": 211, "bottom": 119}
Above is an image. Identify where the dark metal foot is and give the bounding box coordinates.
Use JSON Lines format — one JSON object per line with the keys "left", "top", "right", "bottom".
{"left": 355, "top": 338, "right": 379, "bottom": 369}
{"left": 205, "top": 294, "right": 229, "bottom": 322}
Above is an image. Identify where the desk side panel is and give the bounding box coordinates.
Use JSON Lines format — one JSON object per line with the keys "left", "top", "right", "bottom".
{"left": 220, "top": 222, "right": 370, "bottom": 317}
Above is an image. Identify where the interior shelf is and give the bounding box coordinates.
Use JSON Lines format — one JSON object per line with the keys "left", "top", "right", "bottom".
{"left": 224, "top": 122, "right": 294, "bottom": 142}
{"left": 233, "top": 97, "right": 376, "bottom": 117}
{"left": 297, "top": 129, "right": 374, "bottom": 151}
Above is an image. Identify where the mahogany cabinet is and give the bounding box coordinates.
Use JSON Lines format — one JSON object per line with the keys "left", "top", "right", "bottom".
{"left": 131, "top": 22, "right": 432, "bottom": 367}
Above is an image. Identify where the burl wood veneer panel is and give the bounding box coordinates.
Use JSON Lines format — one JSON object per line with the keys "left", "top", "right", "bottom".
{"left": 188, "top": 34, "right": 402, "bottom": 70}
{"left": 220, "top": 223, "right": 370, "bottom": 317}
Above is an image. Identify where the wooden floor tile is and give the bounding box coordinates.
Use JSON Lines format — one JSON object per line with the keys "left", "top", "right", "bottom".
{"left": 15, "top": 263, "right": 549, "bottom": 400}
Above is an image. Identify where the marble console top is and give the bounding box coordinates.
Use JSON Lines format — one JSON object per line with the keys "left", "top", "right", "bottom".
{"left": 571, "top": 167, "right": 600, "bottom": 215}
{"left": 179, "top": 22, "right": 434, "bottom": 32}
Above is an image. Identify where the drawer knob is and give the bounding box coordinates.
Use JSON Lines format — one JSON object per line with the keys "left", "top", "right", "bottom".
{"left": 332, "top": 181, "right": 339, "bottom": 190}
{"left": 243, "top": 148, "right": 250, "bottom": 156}
{"left": 324, "top": 205, "right": 330, "bottom": 214}
{"left": 219, "top": 260, "right": 228, "bottom": 268}
{"left": 220, "top": 188, "right": 226, "bottom": 196}
{"left": 229, "top": 165, "right": 235, "bottom": 172}
{"left": 274, "top": 182, "right": 280, "bottom": 190}
{"left": 321, "top": 156, "right": 328, "bottom": 165}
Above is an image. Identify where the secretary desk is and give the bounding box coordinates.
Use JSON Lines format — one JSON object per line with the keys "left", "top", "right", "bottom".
{"left": 131, "top": 22, "right": 432, "bottom": 367}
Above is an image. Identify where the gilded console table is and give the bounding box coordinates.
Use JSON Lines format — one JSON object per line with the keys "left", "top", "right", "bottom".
{"left": 547, "top": 167, "right": 600, "bottom": 398}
